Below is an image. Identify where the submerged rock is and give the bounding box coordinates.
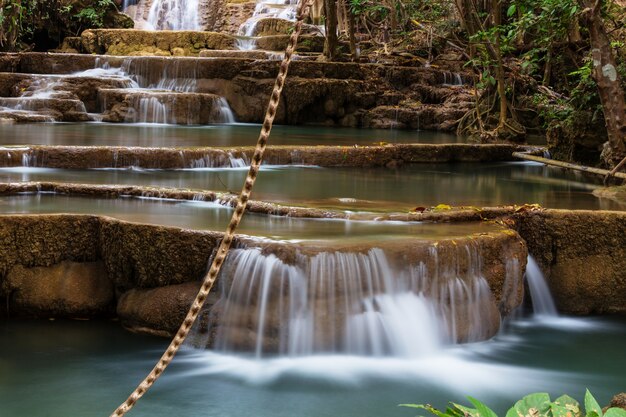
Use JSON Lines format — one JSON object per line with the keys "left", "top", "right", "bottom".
{"left": 4, "top": 261, "right": 114, "bottom": 318}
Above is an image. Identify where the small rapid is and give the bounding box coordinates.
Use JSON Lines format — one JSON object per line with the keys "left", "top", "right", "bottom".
{"left": 191, "top": 243, "right": 510, "bottom": 358}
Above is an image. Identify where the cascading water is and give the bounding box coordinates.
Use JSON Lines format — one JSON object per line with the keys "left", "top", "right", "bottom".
{"left": 195, "top": 243, "right": 504, "bottom": 358}
{"left": 95, "top": 57, "right": 236, "bottom": 124}
{"left": 147, "top": 0, "right": 201, "bottom": 31}
{"left": 525, "top": 256, "right": 558, "bottom": 317}
{"left": 442, "top": 72, "right": 464, "bottom": 86}
{"left": 123, "top": 0, "right": 201, "bottom": 30}
{"left": 216, "top": 97, "right": 236, "bottom": 124}
{"left": 0, "top": 66, "right": 136, "bottom": 122}
{"left": 236, "top": 0, "right": 299, "bottom": 50}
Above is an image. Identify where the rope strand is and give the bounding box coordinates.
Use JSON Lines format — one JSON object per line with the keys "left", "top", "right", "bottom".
{"left": 110, "top": 2, "right": 313, "bottom": 415}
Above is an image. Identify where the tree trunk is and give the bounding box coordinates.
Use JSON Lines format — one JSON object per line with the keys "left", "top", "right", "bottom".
{"left": 323, "top": 0, "right": 339, "bottom": 60}
{"left": 0, "top": 0, "right": 21, "bottom": 51}
{"left": 345, "top": 0, "right": 358, "bottom": 61}
{"left": 581, "top": 0, "right": 626, "bottom": 165}
{"left": 492, "top": 0, "right": 508, "bottom": 131}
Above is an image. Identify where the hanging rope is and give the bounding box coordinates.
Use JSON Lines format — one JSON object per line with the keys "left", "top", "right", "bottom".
{"left": 110, "top": 1, "right": 313, "bottom": 415}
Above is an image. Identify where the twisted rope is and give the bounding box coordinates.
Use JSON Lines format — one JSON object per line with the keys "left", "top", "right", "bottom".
{"left": 110, "top": 1, "right": 313, "bottom": 414}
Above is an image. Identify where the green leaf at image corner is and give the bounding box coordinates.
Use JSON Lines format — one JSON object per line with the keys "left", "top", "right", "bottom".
{"left": 585, "top": 390, "right": 603, "bottom": 417}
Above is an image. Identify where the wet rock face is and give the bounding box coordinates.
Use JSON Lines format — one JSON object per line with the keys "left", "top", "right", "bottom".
{"left": 4, "top": 261, "right": 114, "bottom": 318}
{"left": 1, "top": 210, "right": 625, "bottom": 348}
{"left": 514, "top": 210, "right": 626, "bottom": 315}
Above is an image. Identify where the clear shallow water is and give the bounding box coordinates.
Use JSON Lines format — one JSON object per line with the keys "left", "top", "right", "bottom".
{"left": 0, "top": 317, "right": 624, "bottom": 417}
{"left": 0, "top": 194, "right": 501, "bottom": 240}
{"left": 0, "top": 123, "right": 465, "bottom": 147}
{"left": 0, "top": 162, "right": 622, "bottom": 211}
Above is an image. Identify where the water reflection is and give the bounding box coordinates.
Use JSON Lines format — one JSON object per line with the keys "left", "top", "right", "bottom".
{"left": 0, "top": 194, "right": 503, "bottom": 239}
{"left": 0, "top": 162, "right": 622, "bottom": 211}
{"left": 0, "top": 123, "right": 465, "bottom": 147}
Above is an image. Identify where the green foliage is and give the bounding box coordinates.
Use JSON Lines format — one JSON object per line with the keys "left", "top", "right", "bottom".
{"left": 401, "top": 390, "right": 626, "bottom": 417}
{"left": 72, "top": 0, "right": 116, "bottom": 29}
{"left": 349, "top": 0, "right": 390, "bottom": 22}
{"left": 505, "top": 0, "right": 579, "bottom": 77}
{"left": 0, "top": 0, "right": 116, "bottom": 51}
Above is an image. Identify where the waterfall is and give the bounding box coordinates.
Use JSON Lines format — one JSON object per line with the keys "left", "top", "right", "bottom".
{"left": 443, "top": 72, "right": 464, "bottom": 86}
{"left": 95, "top": 57, "right": 237, "bottom": 125}
{"left": 236, "top": 0, "right": 299, "bottom": 50}
{"left": 201, "top": 244, "right": 501, "bottom": 358}
{"left": 135, "top": 96, "right": 170, "bottom": 124}
{"left": 525, "top": 256, "right": 558, "bottom": 317}
{"left": 216, "top": 98, "right": 236, "bottom": 124}
{"left": 147, "top": 0, "right": 200, "bottom": 31}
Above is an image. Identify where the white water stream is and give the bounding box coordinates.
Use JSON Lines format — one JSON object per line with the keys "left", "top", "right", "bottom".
{"left": 525, "top": 256, "right": 558, "bottom": 317}
{"left": 236, "top": 0, "right": 299, "bottom": 50}
{"left": 191, "top": 243, "right": 508, "bottom": 358}
{"left": 93, "top": 57, "right": 235, "bottom": 124}
{"left": 123, "top": 0, "right": 200, "bottom": 30}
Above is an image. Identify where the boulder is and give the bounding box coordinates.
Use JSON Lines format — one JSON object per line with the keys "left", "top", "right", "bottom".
{"left": 117, "top": 282, "right": 219, "bottom": 337}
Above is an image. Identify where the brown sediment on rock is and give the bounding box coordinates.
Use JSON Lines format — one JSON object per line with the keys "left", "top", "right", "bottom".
{"left": 0, "top": 98, "right": 90, "bottom": 122}
{"left": 511, "top": 209, "right": 626, "bottom": 315}
{"left": 0, "top": 144, "right": 533, "bottom": 169}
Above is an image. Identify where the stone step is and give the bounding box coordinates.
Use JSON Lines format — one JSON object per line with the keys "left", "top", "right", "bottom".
{"left": 0, "top": 98, "right": 90, "bottom": 122}
{"left": 0, "top": 72, "right": 134, "bottom": 113}
{"left": 76, "top": 29, "right": 325, "bottom": 56}
{"left": 0, "top": 109, "right": 57, "bottom": 123}
{"left": 98, "top": 88, "right": 234, "bottom": 124}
